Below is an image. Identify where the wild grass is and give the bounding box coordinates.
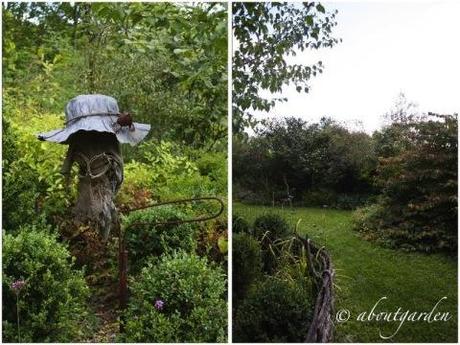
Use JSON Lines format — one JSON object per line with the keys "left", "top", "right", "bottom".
{"left": 234, "top": 203, "right": 458, "bottom": 342}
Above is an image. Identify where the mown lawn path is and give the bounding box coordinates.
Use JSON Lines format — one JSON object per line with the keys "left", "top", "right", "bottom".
{"left": 234, "top": 203, "right": 458, "bottom": 342}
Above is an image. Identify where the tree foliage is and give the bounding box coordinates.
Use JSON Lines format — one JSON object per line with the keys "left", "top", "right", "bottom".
{"left": 232, "top": 2, "right": 340, "bottom": 132}
{"left": 233, "top": 117, "right": 376, "bottom": 207}
{"left": 356, "top": 114, "right": 458, "bottom": 253}
{"left": 3, "top": 2, "right": 227, "bottom": 149}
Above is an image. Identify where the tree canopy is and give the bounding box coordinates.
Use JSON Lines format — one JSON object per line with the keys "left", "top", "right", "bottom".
{"left": 233, "top": 117, "right": 376, "bottom": 208}
{"left": 232, "top": 2, "right": 340, "bottom": 132}
{"left": 3, "top": 2, "right": 227, "bottom": 150}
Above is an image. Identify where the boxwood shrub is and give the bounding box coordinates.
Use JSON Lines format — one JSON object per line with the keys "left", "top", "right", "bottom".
{"left": 2, "top": 228, "right": 90, "bottom": 342}
{"left": 121, "top": 251, "right": 227, "bottom": 342}
{"left": 253, "top": 214, "right": 291, "bottom": 242}
{"left": 233, "top": 232, "right": 262, "bottom": 302}
{"left": 123, "top": 206, "right": 198, "bottom": 272}
{"left": 233, "top": 276, "right": 313, "bottom": 343}
{"left": 232, "top": 214, "right": 251, "bottom": 234}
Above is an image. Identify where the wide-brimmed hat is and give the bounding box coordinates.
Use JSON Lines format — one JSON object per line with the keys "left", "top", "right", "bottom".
{"left": 37, "top": 94, "right": 151, "bottom": 146}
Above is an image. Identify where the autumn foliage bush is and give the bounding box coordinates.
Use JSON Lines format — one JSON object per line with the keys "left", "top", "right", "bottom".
{"left": 354, "top": 114, "right": 458, "bottom": 253}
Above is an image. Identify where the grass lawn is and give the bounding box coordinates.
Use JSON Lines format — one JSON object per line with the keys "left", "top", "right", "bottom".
{"left": 234, "top": 203, "right": 458, "bottom": 343}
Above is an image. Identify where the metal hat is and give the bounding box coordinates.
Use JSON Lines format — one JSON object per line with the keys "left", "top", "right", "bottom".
{"left": 37, "top": 94, "right": 151, "bottom": 146}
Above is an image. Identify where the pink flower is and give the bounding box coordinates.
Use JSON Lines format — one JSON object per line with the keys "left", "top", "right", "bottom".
{"left": 11, "top": 279, "right": 26, "bottom": 293}
{"left": 154, "top": 299, "right": 165, "bottom": 311}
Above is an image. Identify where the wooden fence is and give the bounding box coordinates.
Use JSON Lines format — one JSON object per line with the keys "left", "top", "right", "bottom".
{"left": 295, "top": 235, "right": 335, "bottom": 343}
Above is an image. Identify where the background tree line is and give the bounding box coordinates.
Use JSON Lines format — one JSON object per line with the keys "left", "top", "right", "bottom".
{"left": 234, "top": 117, "right": 377, "bottom": 208}
{"left": 234, "top": 101, "right": 458, "bottom": 252}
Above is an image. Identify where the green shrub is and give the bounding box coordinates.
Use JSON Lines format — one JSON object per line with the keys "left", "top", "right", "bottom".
{"left": 158, "top": 172, "right": 222, "bottom": 202}
{"left": 122, "top": 251, "right": 227, "bottom": 343}
{"left": 123, "top": 206, "right": 198, "bottom": 272}
{"left": 196, "top": 218, "right": 228, "bottom": 267}
{"left": 253, "top": 214, "right": 291, "bottom": 242}
{"left": 232, "top": 214, "right": 251, "bottom": 234}
{"left": 2, "top": 118, "right": 39, "bottom": 230}
{"left": 194, "top": 150, "right": 227, "bottom": 194}
{"left": 233, "top": 276, "right": 313, "bottom": 343}
{"left": 233, "top": 233, "right": 262, "bottom": 302}
{"left": 2, "top": 105, "right": 76, "bottom": 230}
{"left": 2, "top": 228, "right": 90, "bottom": 342}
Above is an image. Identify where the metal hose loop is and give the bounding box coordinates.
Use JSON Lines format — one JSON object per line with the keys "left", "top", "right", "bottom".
{"left": 122, "top": 196, "right": 225, "bottom": 231}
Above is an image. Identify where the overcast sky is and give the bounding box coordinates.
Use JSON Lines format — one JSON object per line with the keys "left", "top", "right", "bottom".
{"left": 253, "top": 1, "right": 460, "bottom": 133}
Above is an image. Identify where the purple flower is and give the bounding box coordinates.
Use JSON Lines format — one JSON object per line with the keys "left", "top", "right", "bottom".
{"left": 154, "top": 299, "right": 165, "bottom": 311}
{"left": 11, "top": 279, "right": 26, "bottom": 293}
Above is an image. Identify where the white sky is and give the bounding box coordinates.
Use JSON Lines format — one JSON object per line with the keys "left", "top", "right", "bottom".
{"left": 253, "top": 1, "right": 460, "bottom": 133}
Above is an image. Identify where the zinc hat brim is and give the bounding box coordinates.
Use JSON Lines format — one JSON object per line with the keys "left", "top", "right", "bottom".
{"left": 37, "top": 114, "right": 151, "bottom": 146}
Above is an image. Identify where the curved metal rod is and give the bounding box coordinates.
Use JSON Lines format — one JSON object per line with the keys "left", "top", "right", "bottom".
{"left": 121, "top": 196, "right": 225, "bottom": 230}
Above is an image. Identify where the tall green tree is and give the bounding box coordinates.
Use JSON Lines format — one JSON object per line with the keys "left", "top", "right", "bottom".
{"left": 232, "top": 2, "right": 340, "bottom": 132}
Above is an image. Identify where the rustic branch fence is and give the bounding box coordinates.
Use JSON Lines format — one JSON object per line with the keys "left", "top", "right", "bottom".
{"left": 295, "top": 235, "right": 335, "bottom": 343}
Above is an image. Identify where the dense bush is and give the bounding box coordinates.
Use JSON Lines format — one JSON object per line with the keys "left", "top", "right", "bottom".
{"left": 123, "top": 206, "right": 198, "bottom": 272}
{"left": 118, "top": 142, "right": 227, "bottom": 210}
{"left": 253, "top": 214, "right": 291, "bottom": 242}
{"left": 233, "top": 276, "right": 313, "bottom": 343}
{"left": 196, "top": 218, "right": 228, "bottom": 267}
{"left": 195, "top": 150, "right": 227, "bottom": 193}
{"left": 2, "top": 228, "right": 90, "bottom": 342}
{"left": 2, "top": 118, "right": 39, "bottom": 230}
{"left": 2, "top": 105, "right": 76, "bottom": 230}
{"left": 233, "top": 233, "right": 262, "bottom": 302}
{"left": 122, "top": 251, "right": 227, "bottom": 342}
{"left": 232, "top": 214, "right": 251, "bottom": 234}
{"left": 354, "top": 114, "right": 458, "bottom": 253}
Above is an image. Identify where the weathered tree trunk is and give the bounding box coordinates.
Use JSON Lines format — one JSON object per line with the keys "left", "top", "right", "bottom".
{"left": 62, "top": 131, "right": 123, "bottom": 240}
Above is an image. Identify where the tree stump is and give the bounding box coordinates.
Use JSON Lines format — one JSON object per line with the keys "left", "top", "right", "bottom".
{"left": 38, "top": 94, "right": 150, "bottom": 240}
{"left": 62, "top": 131, "right": 123, "bottom": 240}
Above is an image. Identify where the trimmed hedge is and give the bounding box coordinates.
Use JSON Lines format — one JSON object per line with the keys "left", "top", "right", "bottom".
{"left": 2, "top": 228, "right": 90, "bottom": 342}
{"left": 122, "top": 251, "right": 227, "bottom": 342}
